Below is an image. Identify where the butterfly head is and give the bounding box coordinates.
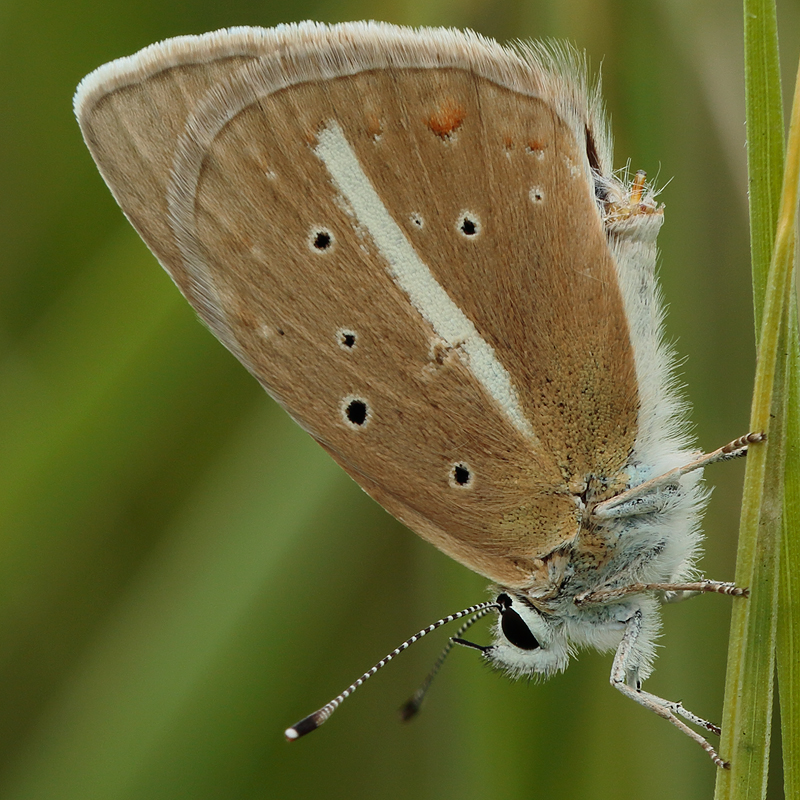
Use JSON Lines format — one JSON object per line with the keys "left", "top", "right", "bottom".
{"left": 459, "top": 592, "right": 572, "bottom": 679}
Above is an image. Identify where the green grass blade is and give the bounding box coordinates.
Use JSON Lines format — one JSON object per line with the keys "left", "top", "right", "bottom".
{"left": 742, "top": 0, "right": 786, "bottom": 314}
{"left": 778, "top": 301, "right": 800, "bottom": 800}
{"left": 714, "top": 4, "right": 800, "bottom": 793}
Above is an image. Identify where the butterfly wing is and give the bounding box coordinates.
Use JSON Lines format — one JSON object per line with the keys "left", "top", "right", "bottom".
{"left": 75, "top": 22, "right": 638, "bottom": 589}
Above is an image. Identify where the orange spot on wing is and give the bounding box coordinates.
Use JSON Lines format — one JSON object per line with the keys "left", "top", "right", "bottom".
{"left": 526, "top": 139, "right": 546, "bottom": 152}
{"left": 366, "top": 115, "right": 383, "bottom": 138}
{"left": 426, "top": 103, "right": 466, "bottom": 139}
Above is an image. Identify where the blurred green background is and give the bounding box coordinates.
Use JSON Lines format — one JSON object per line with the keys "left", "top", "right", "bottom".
{"left": 2, "top": 0, "right": 799, "bottom": 798}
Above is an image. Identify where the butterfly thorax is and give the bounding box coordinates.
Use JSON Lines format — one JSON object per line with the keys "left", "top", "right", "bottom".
{"left": 514, "top": 467, "right": 637, "bottom": 601}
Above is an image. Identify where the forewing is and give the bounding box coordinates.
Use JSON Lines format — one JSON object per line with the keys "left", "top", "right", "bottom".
{"left": 75, "top": 24, "right": 638, "bottom": 588}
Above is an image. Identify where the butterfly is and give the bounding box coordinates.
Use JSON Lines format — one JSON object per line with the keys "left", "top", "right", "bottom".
{"left": 74, "top": 21, "right": 759, "bottom": 767}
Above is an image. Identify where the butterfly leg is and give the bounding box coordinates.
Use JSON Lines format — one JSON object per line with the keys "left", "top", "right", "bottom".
{"left": 611, "top": 610, "right": 729, "bottom": 768}
{"left": 578, "top": 579, "right": 748, "bottom": 606}
{"left": 594, "top": 432, "right": 765, "bottom": 521}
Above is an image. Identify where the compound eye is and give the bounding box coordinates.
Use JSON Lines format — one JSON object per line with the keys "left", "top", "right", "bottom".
{"left": 500, "top": 605, "right": 540, "bottom": 651}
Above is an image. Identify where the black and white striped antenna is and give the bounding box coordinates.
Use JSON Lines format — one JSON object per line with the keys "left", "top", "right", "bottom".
{"left": 285, "top": 600, "right": 499, "bottom": 740}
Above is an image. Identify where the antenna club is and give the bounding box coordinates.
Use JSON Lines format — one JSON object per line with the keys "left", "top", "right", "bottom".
{"left": 284, "top": 712, "right": 323, "bottom": 741}
{"left": 399, "top": 695, "right": 423, "bottom": 721}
